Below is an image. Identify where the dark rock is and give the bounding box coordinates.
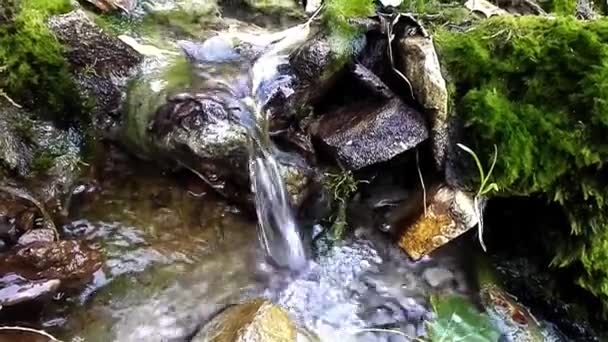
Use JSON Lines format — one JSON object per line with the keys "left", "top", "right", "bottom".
{"left": 1, "top": 240, "right": 103, "bottom": 284}
{"left": 17, "top": 229, "right": 56, "bottom": 246}
{"left": 311, "top": 65, "right": 428, "bottom": 170}
{"left": 47, "top": 9, "right": 143, "bottom": 131}
{"left": 0, "top": 273, "right": 60, "bottom": 308}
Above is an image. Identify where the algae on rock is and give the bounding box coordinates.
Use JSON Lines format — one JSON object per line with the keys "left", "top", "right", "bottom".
{"left": 435, "top": 16, "right": 608, "bottom": 309}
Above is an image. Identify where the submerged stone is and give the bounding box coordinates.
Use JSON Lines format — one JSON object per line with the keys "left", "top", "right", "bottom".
{"left": 397, "top": 186, "right": 477, "bottom": 260}
{"left": 0, "top": 273, "right": 61, "bottom": 308}
{"left": 1, "top": 240, "right": 103, "bottom": 284}
{"left": 312, "top": 64, "right": 428, "bottom": 170}
{"left": 192, "top": 299, "right": 296, "bottom": 342}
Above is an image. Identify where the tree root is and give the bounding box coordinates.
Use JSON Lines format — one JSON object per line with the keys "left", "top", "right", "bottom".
{"left": 0, "top": 326, "right": 62, "bottom": 341}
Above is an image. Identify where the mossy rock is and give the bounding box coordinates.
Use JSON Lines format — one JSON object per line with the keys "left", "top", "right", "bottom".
{"left": 191, "top": 299, "right": 296, "bottom": 342}
{"left": 434, "top": 16, "right": 608, "bottom": 309}
{"left": 0, "top": 0, "right": 80, "bottom": 120}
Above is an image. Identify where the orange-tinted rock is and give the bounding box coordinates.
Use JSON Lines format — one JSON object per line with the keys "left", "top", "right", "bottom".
{"left": 397, "top": 186, "right": 477, "bottom": 260}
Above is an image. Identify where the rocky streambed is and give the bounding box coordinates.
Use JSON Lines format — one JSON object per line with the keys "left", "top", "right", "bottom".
{"left": 1, "top": 0, "right": 607, "bottom": 341}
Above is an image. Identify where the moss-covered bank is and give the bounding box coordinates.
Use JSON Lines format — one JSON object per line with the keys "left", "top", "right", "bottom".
{"left": 0, "top": 0, "right": 83, "bottom": 120}
{"left": 435, "top": 16, "right": 608, "bottom": 309}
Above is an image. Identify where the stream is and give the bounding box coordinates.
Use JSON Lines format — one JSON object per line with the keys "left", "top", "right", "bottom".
{"left": 0, "top": 1, "right": 594, "bottom": 341}
{"left": 38, "top": 149, "right": 474, "bottom": 342}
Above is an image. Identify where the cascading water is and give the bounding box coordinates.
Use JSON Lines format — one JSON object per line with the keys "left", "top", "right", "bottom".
{"left": 242, "top": 98, "right": 307, "bottom": 270}
{"left": 185, "top": 22, "right": 314, "bottom": 270}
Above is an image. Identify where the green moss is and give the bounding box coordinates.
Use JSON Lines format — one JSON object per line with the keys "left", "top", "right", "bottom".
{"left": 435, "top": 16, "right": 608, "bottom": 309}
{"left": 0, "top": 0, "right": 81, "bottom": 120}
{"left": 323, "top": 0, "right": 375, "bottom": 61}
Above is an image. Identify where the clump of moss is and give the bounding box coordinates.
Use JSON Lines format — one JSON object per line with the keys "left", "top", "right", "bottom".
{"left": 323, "top": 0, "right": 375, "bottom": 59}
{"left": 0, "top": 0, "right": 80, "bottom": 120}
{"left": 435, "top": 16, "right": 608, "bottom": 309}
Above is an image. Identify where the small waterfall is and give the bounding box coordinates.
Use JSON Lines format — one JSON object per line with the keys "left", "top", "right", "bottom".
{"left": 244, "top": 103, "right": 307, "bottom": 270}
{"left": 183, "top": 19, "right": 312, "bottom": 270}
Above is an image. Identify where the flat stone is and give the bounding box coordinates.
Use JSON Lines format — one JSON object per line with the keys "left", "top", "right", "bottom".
{"left": 422, "top": 267, "right": 454, "bottom": 288}
{"left": 0, "top": 273, "right": 60, "bottom": 307}
{"left": 312, "top": 93, "right": 428, "bottom": 170}
{"left": 17, "top": 229, "right": 56, "bottom": 246}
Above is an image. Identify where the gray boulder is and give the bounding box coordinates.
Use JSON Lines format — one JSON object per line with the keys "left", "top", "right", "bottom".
{"left": 311, "top": 64, "right": 428, "bottom": 170}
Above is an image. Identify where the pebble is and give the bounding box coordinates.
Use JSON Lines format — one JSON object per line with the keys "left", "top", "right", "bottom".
{"left": 422, "top": 267, "right": 454, "bottom": 288}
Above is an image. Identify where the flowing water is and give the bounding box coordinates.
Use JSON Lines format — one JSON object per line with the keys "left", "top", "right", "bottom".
{"left": 1, "top": 5, "right": 575, "bottom": 342}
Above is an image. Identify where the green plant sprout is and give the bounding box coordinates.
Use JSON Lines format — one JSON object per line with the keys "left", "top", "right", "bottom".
{"left": 456, "top": 143, "right": 498, "bottom": 251}
{"left": 324, "top": 170, "right": 365, "bottom": 238}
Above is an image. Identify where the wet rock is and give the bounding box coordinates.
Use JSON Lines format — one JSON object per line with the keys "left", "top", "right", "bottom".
{"left": 81, "top": 0, "right": 138, "bottom": 13}
{"left": 1, "top": 240, "right": 103, "bottom": 284}
{"left": 192, "top": 299, "right": 296, "bottom": 342}
{"left": 122, "top": 57, "right": 314, "bottom": 208}
{"left": 397, "top": 185, "right": 477, "bottom": 260}
{"left": 0, "top": 273, "right": 61, "bottom": 307}
{"left": 311, "top": 64, "right": 428, "bottom": 170}
{"left": 47, "top": 9, "right": 143, "bottom": 131}
{"left": 0, "top": 102, "right": 31, "bottom": 176}
{"left": 17, "top": 229, "right": 56, "bottom": 246}
{"left": 397, "top": 32, "right": 448, "bottom": 169}
{"left": 422, "top": 267, "right": 454, "bottom": 288}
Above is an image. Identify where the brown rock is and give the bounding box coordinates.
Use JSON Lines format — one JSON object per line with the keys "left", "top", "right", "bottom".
{"left": 1, "top": 240, "right": 103, "bottom": 284}
{"left": 397, "top": 34, "right": 448, "bottom": 169}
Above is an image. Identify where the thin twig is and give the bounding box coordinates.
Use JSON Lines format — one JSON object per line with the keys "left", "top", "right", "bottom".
{"left": 0, "top": 185, "right": 59, "bottom": 240}
{"left": 416, "top": 150, "right": 428, "bottom": 218}
{"left": 0, "top": 89, "right": 22, "bottom": 108}
{"left": 0, "top": 326, "right": 62, "bottom": 341}
{"left": 386, "top": 13, "right": 415, "bottom": 100}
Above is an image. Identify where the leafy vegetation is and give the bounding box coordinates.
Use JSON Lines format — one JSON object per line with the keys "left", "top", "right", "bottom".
{"left": 428, "top": 295, "right": 501, "bottom": 341}
{"left": 324, "top": 170, "right": 362, "bottom": 238}
{"left": 457, "top": 143, "right": 498, "bottom": 251}
{"left": 0, "top": 0, "right": 81, "bottom": 119}
{"left": 435, "top": 16, "right": 608, "bottom": 309}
